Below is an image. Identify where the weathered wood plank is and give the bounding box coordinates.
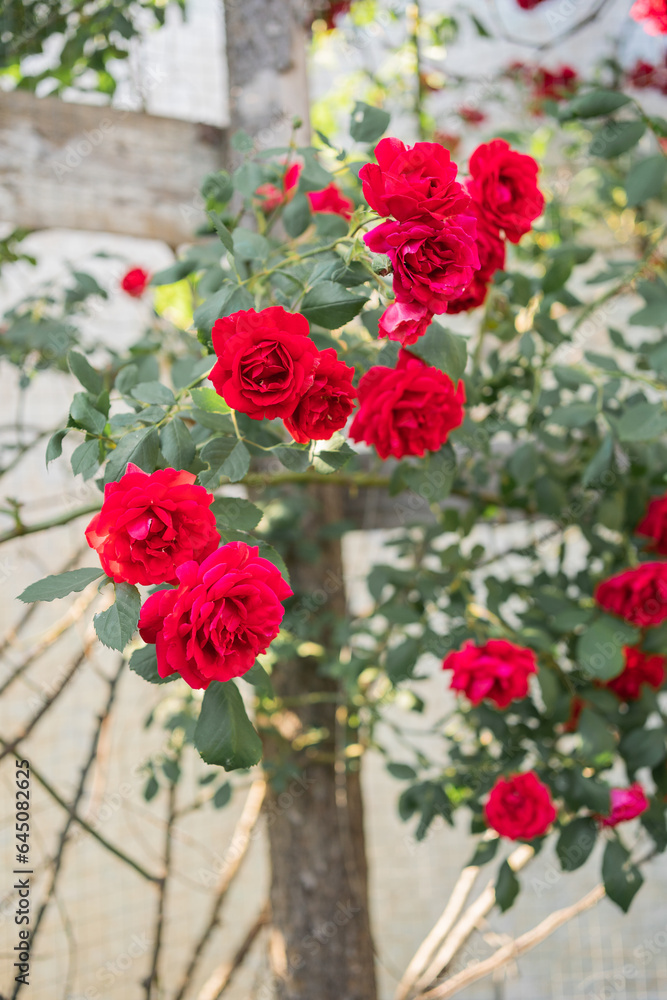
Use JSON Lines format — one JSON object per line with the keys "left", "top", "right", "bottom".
{"left": 0, "top": 92, "right": 227, "bottom": 245}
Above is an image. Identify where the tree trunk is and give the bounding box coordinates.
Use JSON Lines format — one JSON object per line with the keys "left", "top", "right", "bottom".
{"left": 261, "top": 485, "right": 378, "bottom": 1000}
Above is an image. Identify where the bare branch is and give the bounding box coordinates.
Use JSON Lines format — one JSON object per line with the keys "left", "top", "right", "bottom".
{"left": 196, "top": 901, "right": 269, "bottom": 1000}
{"left": 0, "top": 501, "right": 102, "bottom": 545}
{"left": 144, "top": 778, "right": 178, "bottom": 1000}
{"left": 417, "top": 884, "right": 605, "bottom": 1000}
{"left": 171, "top": 778, "right": 266, "bottom": 1000}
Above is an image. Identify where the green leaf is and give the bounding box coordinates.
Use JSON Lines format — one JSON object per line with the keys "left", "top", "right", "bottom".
{"left": 410, "top": 322, "right": 467, "bottom": 381}
{"left": 129, "top": 644, "right": 176, "bottom": 684}
{"left": 283, "top": 193, "right": 312, "bottom": 238}
{"left": 19, "top": 567, "right": 104, "bottom": 603}
{"left": 94, "top": 583, "right": 141, "bottom": 651}
{"left": 211, "top": 497, "right": 263, "bottom": 531}
{"left": 201, "top": 170, "right": 234, "bottom": 203}
{"left": 350, "top": 101, "right": 391, "bottom": 143}
{"left": 467, "top": 838, "right": 499, "bottom": 866}
{"left": 591, "top": 120, "right": 646, "bottom": 158}
{"left": 232, "top": 229, "right": 270, "bottom": 263}
{"left": 68, "top": 351, "right": 103, "bottom": 394}
{"left": 104, "top": 427, "right": 159, "bottom": 483}
{"left": 561, "top": 89, "right": 631, "bottom": 119}
{"left": 495, "top": 860, "right": 519, "bottom": 913}
{"left": 274, "top": 444, "right": 311, "bottom": 472}
{"left": 578, "top": 708, "right": 616, "bottom": 762}
{"left": 386, "top": 637, "right": 420, "bottom": 683}
{"left": 582, "top": 435, "right": 613, "bottom": 487}
{"left": 619, "top": 727, "right": 666, "bottom": 777}
{"left": 629, "top": 278, "right": 667, "bottom": 327}
{"left": 577, "top": 615, "right": 638, "bottom": 680}
{"left": 602, "top": 840, "right": 643, "bottom": 912}
{"left": 548, "top": 403, "right": 597, "bottom": 428}
{"left": 300, "top": 281, "right": 367, "bottom": 329}
{"left": 199, "top": 436, "right": 237, "bottom": 487}
{"left": 46, "top": 429, "right": 67, "bottom": 466}
{"left": 568, "top": 771, "right": 611, "bottom": 815}
{"left": 194, "top": 680, "right": 263, "bottom": 770}
{"left": 616, "top": 402, "right": 667, "bottom": 442}
{"left": 144, "top": 775, "right": 159, "bottom": 801}
{"left": 242, "top": 660, "right": 274, "bottom": 697}
{"left": 387, "top": 762, "right": 418, "bottom": 780}
{"left": 190, "top": 387, "right": 230, "bottom": 413}
{"left": 160, "top": 418, "right": 196, "bottom": 469}
{"left": 542, "top": 255, "right": 573, "bottom": 294}
{"left": 626, "top": 155, "right": 667, "bottom": 206}
{"left": 220, "top": 441, "right": 250, "bottom": 482}
{"left": 213, "top": 782, "right": 232, "bottom": 808}
{"left": 556, "top": 817, "right": 597, "bottom": 872}
{"left": 70, "top": 392, "right": 106, "bottom": 435}
{"left": 312, "top": 438, "right": 356, "bottom": 475}
{"left": 131, "top": 381, "right": 175, "bottom": 406}
{"left": 508, "top": 442, "right": 539, "bottom": 486}
{"left": 151, "top": 260, "right": 198, "bottom": 286}
{"left": 207, "top": 211, "right": 235, "bottom": 253}
{"left": 71, "top": 439, "right": 101, "bottom": 479}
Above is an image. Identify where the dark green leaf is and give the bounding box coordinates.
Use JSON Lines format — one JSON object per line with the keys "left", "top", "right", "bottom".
{"left": 548, "top": 403, "right": 597, "bottom": 428}
{"left": 94, "top": 582, "right": 141, "bottom": 651}
{"left": 578, "top": 708, "right": 616, "bottom": 762}
{"left": 616, "top": 402, "right": 667, "bottom": 442}
{"left": 71, "top": 439, "right": 100, "bottom": 479}
{"left": 602, "top": 841, "right": 643, "bottom": 912}
{"left": 582, "top": 435, "right": 613, "bottom": 487}
{"left": 104, "top": 428, "right": 159, "bottom": 483}
{"left": 467, "top": 838, "right": 499, "bottom": 867}
{"left": 626, "top": 155, "right": 667, "bottom": 206}
{"left": 190, "top": 387, "right": 230, "bottom": 413}
{"left": 312, "top": 438, "right": 355, "bottom": 474}
{"left": 556, "top": 817, "right": 597, "bottom": 871}
{"left": 129, "top": 643, "right": 176, "bottom": 684}
{"left": 386, "top": 637, "right": 420, "bottom": 683}
{"left": 220, "top": 441, "right": 250, "bottom": 482}
{"left": 576, "top": 616, "right": 638, "bottom": 680}
{"left": 350, "top": 102, "right": 391, "bottom": 143}
{"left": 213, "top": 782, "right": 232, "bottom": 808}
{"left": 160, "top": 418, "right": 196, "bottom": 468}
{"left": 232, "top": 229, "right": 270, "bottom": 263}
{"left": 387, "top": 762, "right": 418, "bottom": 780}
{"left": 283, "top": 193, "right": 312, "bottom": 237}
{"left": 211, "top": 497, "right": 263, "bottom": 531}
{"left": 131, "top": 381, "right": 175, "bottom": 406}
{"left": 68, "top": 351, "right": 103, "bottom": 394}
{"left": 495, "top": 860, "right": 519, "bottom": 913}
{"left": 70, "top": 392, "right": 106, "bottom": 434}
{"left": 242, "top": 660, "right": 274, "bottom": 697}
{"left": 46, "top": 429, "right": 67, "bottom": 466}
{"left": 543, "top": 255, "right": 573, "bottom": 294}
{"left": 19, "top": 567, "right": 104, "bottom": 603}
{"left": 151, "top": 260, "right": 198, "bottom": 286}
{"left": 619, "top": 727, "right": 666, "bottom": 777}
{"left": 301, "top": 281, "right": 367, "bottom": 329}
{"left": 410, "top": 322, "right": 467, "bottom": 381}
{"left": 561, "top": 89, "right": 631, "bottom": 119}
{"left": 199, "top": 436, "right": 236, "bottom": 487}
{"left": 144, "top": 775, "right": 159, "bottom": 801}
{"left": 194, "top": 680, "right": 263, "bottom": 770}
{"left": 207, "top": 211, "right": 235, "bottom": 253}
{"left": 591, "top": 120, "right": 646, "bottom": 158}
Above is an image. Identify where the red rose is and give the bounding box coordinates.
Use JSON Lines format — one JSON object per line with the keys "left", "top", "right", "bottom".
{"left": 377, "top": 301, "right": 433, "bottom": 346}
{"left": 606, "top": 646, "right": 666, "bottom": 701}
{"left": 466, "top": 139, "right": 544, "bottom": 243}
{"left": 637, "top": 493, "right": 667, "bottom": 554}
{"left": 359, "top": 137, "right": 470, "bottom": 222}
{"left": 283, "top": 348, "right": 356, "bottom": 443}
{"left": 443, "top": 639, "right": 537, "bottom": 708}
{"left": 209, "top": 307, "right": 319, "bottom": 420}
{"left": 255, "top": 162, "right": 301, "bottom": 213}
{"left": 321, "top": 0, "right": 352, "bottom": 29}
{"left": 364, "top": 215, "right": 480, "bottom": 314}
{"left": 562, "top": 696, "right": 585, "bottom": 733}
{"left": 121, "top": 268, "right": 150, "bottom": 297}
{"left": 594, "top": 563, "right": 667, "bottom": 628}
{"left": 485, "top": 772, "right": 556, "bottom": 840}
{"left": 516, "top": 0, "right": 548, "bottom": 7}
{"left": 446, "top": 205, "right": 505, "bottom": 314}
{"left": 138, "top": 541, "right": 292, "bottom": 689}
{"left": 349, "top": 349, "right": 465, "bottom": 460}
{"left": 85, "top": 464, "right": 219, "bottom": 586}
{"left": 630, "top": 0, "right": 667, "bottom": 35}
{"left": 307, "top": 183, "right": 354, "bottom": 219}
{"left": 533, "top": 66, "right": 578, "bottom": 101}
{"left": 600, "top": 784, "right": 650, "bottom": 827}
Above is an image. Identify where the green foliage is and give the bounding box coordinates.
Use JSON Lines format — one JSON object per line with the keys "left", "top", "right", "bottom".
{"left": 194, "top": 681, "right": 263, "bottom": 771}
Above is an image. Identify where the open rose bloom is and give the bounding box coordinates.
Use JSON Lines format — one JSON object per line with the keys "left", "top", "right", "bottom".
{"left": 86, "top": 465, "right": 219, "bottom": 586}
{"left": 138, "top": 541, "right": 292, "bottom": 689}
{"left": 485, "top": 771, "right": 557, "bottom": 840}
{"left": 444, "top": 638, "right": 537, "bottom": 708}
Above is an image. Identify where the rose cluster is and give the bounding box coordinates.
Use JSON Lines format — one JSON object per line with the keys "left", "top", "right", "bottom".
{"left": 359, "top": 136, "right": 543, "bottom": 346}
{"left": 86, "top": 465, "right": 292, "bottom": 689}
{"left": 209, "top": 306, "right": 356, "bottom": 444}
